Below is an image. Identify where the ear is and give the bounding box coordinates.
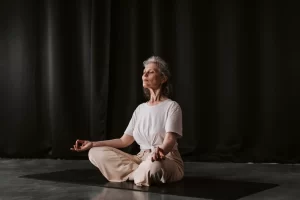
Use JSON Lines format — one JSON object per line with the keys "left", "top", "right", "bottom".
{"left": 161, "top": 76, "right": 168, "bottom": 84}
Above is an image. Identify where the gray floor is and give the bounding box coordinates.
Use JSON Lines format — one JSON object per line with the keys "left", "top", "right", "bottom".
{"left": 1, "top": 158, "right": 300, "bottom": 200}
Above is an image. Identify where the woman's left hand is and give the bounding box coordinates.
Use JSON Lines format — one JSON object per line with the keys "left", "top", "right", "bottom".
{"left": 151, "top": 147, "right": 166, "bottom": 162}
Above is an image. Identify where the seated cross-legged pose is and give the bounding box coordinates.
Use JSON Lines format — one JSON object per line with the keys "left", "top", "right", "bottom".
{"left": 71, "top": 56, "right": 184, "bottom": 186}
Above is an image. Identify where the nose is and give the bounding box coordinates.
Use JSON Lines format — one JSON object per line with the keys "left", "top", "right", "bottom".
{"left": 142, "top": 72, "right": 148, "bottom": 78}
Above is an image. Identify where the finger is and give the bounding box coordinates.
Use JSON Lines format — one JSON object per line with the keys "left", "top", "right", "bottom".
{"left": 158, "top": 147, "right": 164, "bottom": 154}
{"left": 156, "top": 147, "right": 160, "bottom": 156}
{"left": 159, "top": 149, "right": 165, "bottom": 160}
{"left": 158, "top": 148, "right": 165, "bottom": 159}
{"left": 155, "top": 152, "right": 159, "bottom": 160}
{"left": 158, "top": 151, "right": 162, "bottom": 159}
{"left": 75, "top": 140, "right": 79, "bottom": 147}
{"left": 159, "top": 151, "right": 165, "bottom": 160}
{"left": 77, "top": 139, "right": 86, "bottom": 144}
{"left": 70, "top": 148, "right": 78, "bottom": 152}
{"left": 151, "top": 154, "right": 154, "bottom": 161}
{"left": 157, "top": 148, "right": 163, "bottom": 159}
{"left": 159, "top": 149, "right": 164, "bottom": 155}
{"left": 80, "top": 146, "right": 88, "bottom": 151}
{"left": 157, "top": 147, "right": 161, "bottom": 158}
{"left": 156, "top": 152, "right": 160, "bottom": 160}
{"left": 76, "top": 140, "right": 80, "bottom": 148}
{"left": 151, "top": 154, "right": 156, "bottom": 162}
{"left": 159, "top": 155, "right": 164, "bottom": 160}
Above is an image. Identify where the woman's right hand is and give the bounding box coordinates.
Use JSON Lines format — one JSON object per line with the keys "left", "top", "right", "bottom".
{"left": 70, "top": 139, "right": 93, "bottom": 152}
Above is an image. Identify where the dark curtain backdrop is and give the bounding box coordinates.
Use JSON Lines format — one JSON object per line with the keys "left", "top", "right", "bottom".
{"left": 1, "top": 0, "right": 300, "bottom": 163}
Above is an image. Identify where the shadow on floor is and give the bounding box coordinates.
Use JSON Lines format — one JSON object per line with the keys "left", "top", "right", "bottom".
{"left": 20, "top": 169, "right": 278, "bottom": 200}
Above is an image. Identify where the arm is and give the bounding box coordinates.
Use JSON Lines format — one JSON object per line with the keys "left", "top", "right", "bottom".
{"left": 159, "top": 132, "right": 178, "bottom": 155}
{"left": 151, "top": 132, "right": 178, "bottom": 162}
{"left": 92, "top": 134, "right": 135, "bottom": 149}
{"left": 159, "top": 102, "right": 182, "bottom": 156}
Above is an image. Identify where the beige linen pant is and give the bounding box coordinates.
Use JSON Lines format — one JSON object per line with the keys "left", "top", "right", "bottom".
{"left": 88, "top": 146, "right": 184, "bottom": 186}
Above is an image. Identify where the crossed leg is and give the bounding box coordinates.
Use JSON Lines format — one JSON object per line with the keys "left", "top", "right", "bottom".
{"left": 88, "top": 146, "right": 184, "bottom": 186}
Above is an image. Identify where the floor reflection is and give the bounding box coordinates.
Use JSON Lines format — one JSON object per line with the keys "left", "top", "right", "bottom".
{"left": 90, "top": 188, "right": 150, "bottom": 200}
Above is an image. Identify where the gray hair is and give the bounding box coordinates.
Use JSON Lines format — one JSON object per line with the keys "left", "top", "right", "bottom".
{"left": 142, "top": 56, "right": 172, "bottom": 100}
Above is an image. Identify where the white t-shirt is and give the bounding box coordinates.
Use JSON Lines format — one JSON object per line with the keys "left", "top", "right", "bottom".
{"left": 124, "top": 99, "right": 182, "bottom": 152}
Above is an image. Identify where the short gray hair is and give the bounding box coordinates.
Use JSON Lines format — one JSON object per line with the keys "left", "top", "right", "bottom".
{"left": 143, "top": 56, "right": 171, "bottom": 79}
{"left": 142, "top": 56, "right": 172, "bottom": 99}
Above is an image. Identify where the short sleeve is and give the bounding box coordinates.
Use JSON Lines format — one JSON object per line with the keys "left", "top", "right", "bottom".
{"left": 124, "top": 106, "right": 140, "bottom": 136}
{"left": 165, "top": 102, "right": 183, "bottom": 137}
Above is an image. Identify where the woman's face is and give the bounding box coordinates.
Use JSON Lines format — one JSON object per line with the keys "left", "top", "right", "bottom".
{"left": 142, "top": 63, "right": 166, "bottom": 90}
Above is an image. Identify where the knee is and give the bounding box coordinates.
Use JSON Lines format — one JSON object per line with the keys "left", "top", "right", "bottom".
{"left": 133, "top": 161, "right": 165, "bottom": 186}
{"left": 148, "top": 161, "right": 163, "bottom": 175}
{"left": 148, "top": 161, "right": 165, "bottom": 184}
{"left": 88, "top": 146, "right": 111, "bottom": 163}
{"left": 142, "top": 160, "right": 164, "bottom": 182}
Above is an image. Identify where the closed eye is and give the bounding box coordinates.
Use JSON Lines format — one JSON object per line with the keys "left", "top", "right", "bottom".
{"left": 143, "top": 71, "right": 154, "bottom": 74}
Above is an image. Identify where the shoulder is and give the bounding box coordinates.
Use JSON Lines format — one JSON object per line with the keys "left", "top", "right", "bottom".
{"left": 165, "top": 99, "right": 182, "bottom": 112}
{"left": 133, "top": 102, "right": 147, "bottom": 113}
{"left": 166, "top": 99, "right": 181, "bottom": 107}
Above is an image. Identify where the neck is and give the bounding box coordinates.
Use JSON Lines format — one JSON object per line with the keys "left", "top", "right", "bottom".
{"left": 148, "top": 88, "right": 165, "bottom": 103}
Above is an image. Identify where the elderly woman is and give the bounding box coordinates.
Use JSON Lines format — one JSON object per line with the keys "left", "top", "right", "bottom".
{"left": 71, "top": 56, "right": 184, "bottom": 186}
